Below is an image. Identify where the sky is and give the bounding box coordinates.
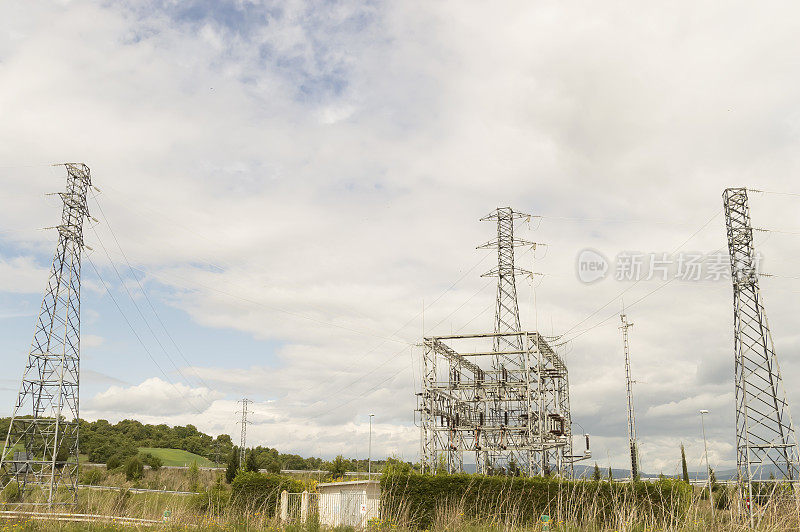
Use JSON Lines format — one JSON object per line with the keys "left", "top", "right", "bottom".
{"left": 2, "top": 0, "right": 800, "bottom": 474}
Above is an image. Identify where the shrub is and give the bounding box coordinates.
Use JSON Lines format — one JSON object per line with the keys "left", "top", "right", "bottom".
{"left": 231, "top": 471, "right": 304, "bottom": 513}
{"left": 125, "top": 456, "right": 144, "bottom": 481}
{"left": 79, "top": 467, "right": 105, "bottom": 486}
{"left": 189, "top": 486, "right": 230, "bottom": 515}
{"left": 715, "top": 485, "right": 732, "bottom": 509}
{"left": 1, "top": 481, "right": 21, "bottom": 503}
{"left": 383, "top": 457, "right": 413, "bottom": 475}
{"left": 189, "top": 460, "right": 200, "bottom": 492}
{"left": 380, "top": 472, "right": 691, "bottom": 529}
{"left": 139, "top": 452, "right": 162, "bottom": 471}
{"left": 106, "top": 453, "right": 124, "bottom": 471}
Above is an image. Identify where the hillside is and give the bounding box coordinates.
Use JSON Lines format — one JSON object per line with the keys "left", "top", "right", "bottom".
{"left": 138, "top": 447, "right": 216, "bottom": 467}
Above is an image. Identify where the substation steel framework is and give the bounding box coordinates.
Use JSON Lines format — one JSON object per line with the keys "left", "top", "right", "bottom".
{"left": 419, "top": 208, "right": 582, "bottom": 477}
{"left": 0, "top": 164, "right": 92, "bottom": 505}
{"left": 723, "top": 188, "right": 800, "bottom": 520}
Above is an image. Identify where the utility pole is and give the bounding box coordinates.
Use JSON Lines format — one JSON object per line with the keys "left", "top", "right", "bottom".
{"left": 368, "top": 414, "right": 375, "bottom": 478}
{"left": 0, "top": 164, "right": 93, "bottom": 506}
{"left": 237, "top": 398, "right": 252, "bottom": 468}
{"left": 700, "top": 410, "right": 714, "bottom": 521}
{"left": 723, "top": 188, "right": 800, "bottom": 527}
{"left": 620, "top": 313, "right": 639, "bottom": 481}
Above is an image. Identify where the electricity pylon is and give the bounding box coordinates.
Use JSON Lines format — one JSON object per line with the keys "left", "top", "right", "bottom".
{"left": 478, "top": 208, "right": 534, "bottom": 473}
{"left": 237, "top": 398, "right": 252, "bottom": 467}
{"left": 620, "top": 313, "right": 639, "bottom": 480}
{"left": 0, "top": 164, "right": 93, "bottom": 505}
{"left": 480, "top": 208, "right": 533, "bottom": 353}
{"left": 723, "top": 187, "right": 800, "bottom": 525}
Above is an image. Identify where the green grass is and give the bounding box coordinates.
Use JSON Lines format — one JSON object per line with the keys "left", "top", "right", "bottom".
{"left": 138, "top": 447, "right": 215, "bottom": 467}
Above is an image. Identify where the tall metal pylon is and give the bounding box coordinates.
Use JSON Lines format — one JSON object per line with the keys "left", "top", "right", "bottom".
{"left": 478, "top": 208, "right": 533, "bottom": 473}
{"left": 479, "top": 208, "right": 533, "bottom": 353}
{"left": 0, "top": 163, "right": 92, "bottom": 505}
{"left": 723, "top": 187, "right": 800, "bottom": 523}
{"left": 237, "top": 398, "right": 252, "bottom": 467}
{"left": 620, "top": 313, "right": 639, "bottom": 480}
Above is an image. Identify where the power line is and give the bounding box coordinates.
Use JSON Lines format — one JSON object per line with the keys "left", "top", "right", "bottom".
{"left": 89, "top": 225, "right": 215, "bottom": 410}
{"left": 556, "top": 208, "right": 722, "bottom": 341}
{"left": 85, "top": 256, "right": 207, "bottom": 415}
{"left": 90, "top": 194, "right": 215, "bottom": 393}
{"left": 97, "top": 184, "right": 490, "bottom": 345}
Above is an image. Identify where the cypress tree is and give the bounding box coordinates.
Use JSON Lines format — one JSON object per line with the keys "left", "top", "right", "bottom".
{"left": 225, "top": 448, "right": 239, "bottom": 483}
{"left": 681, "top": 443, "right": 690, "bottom": 483}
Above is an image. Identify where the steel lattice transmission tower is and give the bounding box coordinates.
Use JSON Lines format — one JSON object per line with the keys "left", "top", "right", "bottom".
{"left": 479, "top": 208, "right": 531, "bottom": 353}
{"left": 237, "top": 398, "right": 252, "bottom": 467}
{"left": 0, "top": 163, "right": 92, "bottom": 505}
{"left": 620, "top": 313, "right": 639, "bottom": 480}
{"left": 478, "top": 208, "right": 534, "bottom": 472}
{"left": 723, "top": 188, "right": 800, "bottom": 518}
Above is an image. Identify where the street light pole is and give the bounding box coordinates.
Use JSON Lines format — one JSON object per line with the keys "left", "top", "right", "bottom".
{"left": 369, "top": 414, "right": 375, "bottom": 478}
{"left": 700, "top": 410, "right": 714, "bottom": 521}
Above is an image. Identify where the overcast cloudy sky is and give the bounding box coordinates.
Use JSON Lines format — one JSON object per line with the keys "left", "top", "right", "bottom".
{"left": 2, "top": 1, "right": 800, "bottom": 474}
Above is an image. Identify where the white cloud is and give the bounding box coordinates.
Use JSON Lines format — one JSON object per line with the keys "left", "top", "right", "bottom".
{"left": 2, "top": 0, "right": 800, "bottom": 468}
{"left": 81, "top": 334, "right": 105, "bottom": 349}
{"left": 85, "top": 378, "right": 224, "bottom": 416}
{"left": 0, "top": 255, "right": 49, "bottom": 294}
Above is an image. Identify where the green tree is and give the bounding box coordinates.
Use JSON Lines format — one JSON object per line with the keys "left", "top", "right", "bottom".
{"left": 329, "top": 455, "right": 347, "bottom": 479}
{"left": 680, "top": 443, "right": 690, "bottom": 483}
{"left": 139, "top": 452, "right": 162, "bottom": 471}
{"left": 607, "top": 467, "right": 613, "bottom": 482}
{"left": 384, "top": 456, "right": 412, "bottom": 475}
{"left": 225, "top": 449, "right": 239, "bottom": 484}
{"left": 592, "top": 462, "right": 601, "bottom": 481}
{"left": 125, "top": 456, "right": 144, "bottom": 481}
{"left": 245, "top": 450, "right": 259, "bottom": 472}
{"left": 188, "top": 460, "right": 200, "bottom": 492}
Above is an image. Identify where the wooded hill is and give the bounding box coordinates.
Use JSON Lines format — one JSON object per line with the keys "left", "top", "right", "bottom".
{"left": 0, "top": 417, "right": 385, "bottom": 473}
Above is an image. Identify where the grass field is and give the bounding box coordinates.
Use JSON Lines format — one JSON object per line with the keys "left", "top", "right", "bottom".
{"left": 138, "top": 448, "right": 215, "bottom": 467}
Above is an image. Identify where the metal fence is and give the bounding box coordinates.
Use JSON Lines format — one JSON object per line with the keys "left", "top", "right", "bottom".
{"left": 280, "top": 491, "right": 321, "bottom": 524}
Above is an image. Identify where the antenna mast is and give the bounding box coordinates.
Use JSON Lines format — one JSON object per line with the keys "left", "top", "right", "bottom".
{"left": 620, "top": 313, "right": 639, "bottom": 480}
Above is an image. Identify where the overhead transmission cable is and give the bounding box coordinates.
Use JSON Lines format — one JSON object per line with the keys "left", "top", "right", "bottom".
{"left": 86, "top": 256, "right": 207, "bottom": 415}
{"left": 305, "top": 282, "right": 504, "bottom": 421}
{"left": 96, "top": 185, "right": 437, "bottom": 344}
{"left": 555, "top": 208, "right": 722, "bottom": 341}
{"left": 89, "top": 224, "right": 216, "bottom": 410}
{"left": 90, "top": 194, "right": 216, "bottom": 393}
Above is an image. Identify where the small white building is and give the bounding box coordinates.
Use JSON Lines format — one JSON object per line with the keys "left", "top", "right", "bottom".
{"left": 318, "top": 480, "right": 380, "bottom": 527}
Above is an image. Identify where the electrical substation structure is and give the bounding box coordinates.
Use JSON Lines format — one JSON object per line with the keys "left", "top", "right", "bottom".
{"left": 0, "top": 164, "right": 92, "bottom": 505}
{"left": 419, "top": 207, "right": 588, "bottom": 477}
{"left": 619, "top": 313, "right": 639, "bottom": 480}
{"left": 723, "top": 188, "right": 800, "bottom": 519}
